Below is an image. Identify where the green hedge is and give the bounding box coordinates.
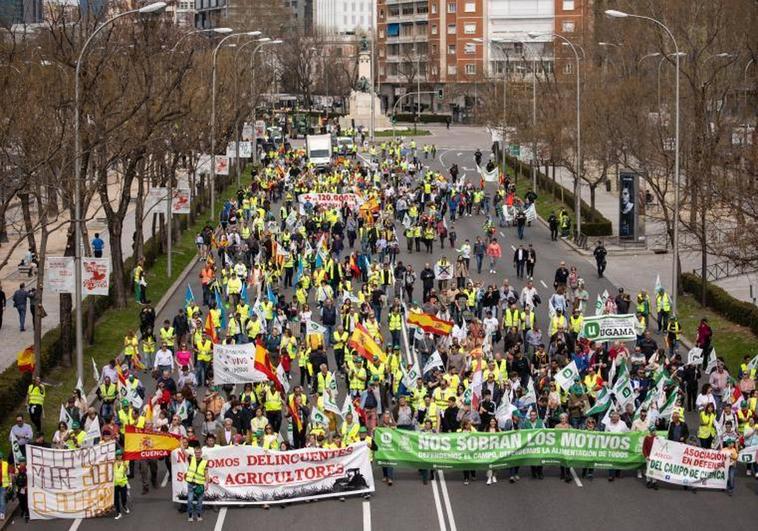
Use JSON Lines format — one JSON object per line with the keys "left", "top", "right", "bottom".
{"left": 505, "top": 155, "right": 613, "bottom": 237}
{"left": 0, "top": 173, "right": 229, "bottom": 426}
{"left": 680, "top": 273, "right": 758, "bottom": 336}
{"left": 393, "top": 113, "right": 452, "bottom": 124}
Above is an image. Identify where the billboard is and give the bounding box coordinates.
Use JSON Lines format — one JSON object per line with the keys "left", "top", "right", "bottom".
{"left": 619, "top": 171, "right": 638, "bottom": 240}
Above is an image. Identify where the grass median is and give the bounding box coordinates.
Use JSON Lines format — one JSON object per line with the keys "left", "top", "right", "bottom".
{"left": 374, "top": 128, "right": 431, "bottom": 137}
{"left": 676, "top": 293, "right": 756, "bottom": 374}
{"left": 0, "top": 172, "right": 247, "bottom": 454}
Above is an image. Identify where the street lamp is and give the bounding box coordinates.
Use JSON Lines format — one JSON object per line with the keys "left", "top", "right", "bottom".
{"left": 73, "top": 1, "right": 167, "bottom": 385}
{"left": 656, "top": 52, "right": 687, "bottom": 111}
{"left": 472, "top": 37, "right": 510, "bottom": 175}
{"left": 170, "top": 27, "right": 233, "bottom": 52}
{"left": 210, "top": 31, "right": 261, "bottom": 220}
{"left": 529, "top": 31, "right": 582, "bottom": 235}
{"left": 249, "top": 40, "right": 282, "bottom": 165}
{"left": 605, "top": 8, "right": 682, "bottom": 312}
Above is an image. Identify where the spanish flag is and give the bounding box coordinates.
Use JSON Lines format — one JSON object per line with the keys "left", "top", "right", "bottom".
{"left": 348, "top": 323, "right": 386, "bottom": 363}
{"left": 17, "top": 346, "right": 34, "bottom": 373}
{"left": 123, "top": 425, "right": 181, "bottom": 461}
{"left": 254, "top": 343, "right": 280, "bottom": 389}
{"left": 407, "top": 311, "right": 453, "bottom": 336}
{"left": 287, "top": 395, "right": 303, "bottom": 432}
{"left": 204, "top": 312, "right": 219, "bottom": 344}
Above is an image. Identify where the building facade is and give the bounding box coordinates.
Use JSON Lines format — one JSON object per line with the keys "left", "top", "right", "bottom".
{"left": 314, "top": 0, "right": 375, "bottom": 34}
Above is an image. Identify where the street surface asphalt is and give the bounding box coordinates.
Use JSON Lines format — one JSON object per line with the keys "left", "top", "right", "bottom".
{"left": 16, "top": 134, "right": 758, "bottom": 530}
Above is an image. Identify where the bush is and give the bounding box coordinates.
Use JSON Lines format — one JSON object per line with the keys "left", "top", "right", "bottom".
{"left": 505, "top": 155, "right": 613, "bottom": 236}
{"left": 680, "top": 273, "right": 758, "bottom": 336}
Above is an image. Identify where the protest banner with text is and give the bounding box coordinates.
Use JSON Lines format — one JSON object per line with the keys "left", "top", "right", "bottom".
{"left": 645, "top": 437, "right": 728, "bottom": 489}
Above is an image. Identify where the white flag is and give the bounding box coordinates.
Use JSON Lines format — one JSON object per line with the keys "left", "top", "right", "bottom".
{"left": 495, "top": 394, "right": 517, "bottom": 422}
{"left": 92, "top": 357, "right": 101, "bottom": 384}
{"left": 525, "top": 204, "right": 537, "bottom": 223}
{"left": 306, "top": 320, "right": 327, "bottom": 336}
{"left": 658, "top": 391, "right": 678, "bottom": 421}
{"left": 310, "top": 406, "right": 328, "bottom": 426}
{"left": 612, "top": 375, "right": 635, "bottom": 408}
{"left": 654, "top": 274, "right": 662, "bottom": 294}
{"left": 747, "top": 354, "right": 758, "bottom": 372}
{"left": 276, "top": 363, "right": 290, "bottom": 394}
{"left": 59, "top": 404, "right": 73, "bottom": 428}
{"left": 586, "top": 386, "right": 612, "bottom": 416}
{"left": 422, "top": 350, "right": 444, "bottom": 374}
{"left": 84, "top": 415, "right": 101, "bottom": 447}
{"left": 522, "top": 377, "right": 537, "bottom": 406}
{"left": 555, "top": 361, "right": 579, "bottom": 391}
{"left": 322, "top": 389, "right": 342, "bottom": 418}
{"left": 9, "top": 431, "right": 24, "bottom": 464}
{"left": 705, "top": 347, "right": 718, "bottom": 373}
{"left": 601, "top": 399, "right": 618, "bottom": 428}
{"left": 594, "top": 294, "right": 603, "bottom": 316}
{"left": 402, "top": 213, "right": 412, "bottom": 229}
{"left": 686, "top": 347, "right": 704, "bottom": 366}
{"left": 341, "top": 394, "right": 356, "bottom": 419}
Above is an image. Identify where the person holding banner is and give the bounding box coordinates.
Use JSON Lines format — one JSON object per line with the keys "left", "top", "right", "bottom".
{"left": 113, "top": 449, "right": 130, "bottom": 520}
{"left": 184, "top": 442, "right": 209, "bottom": 521}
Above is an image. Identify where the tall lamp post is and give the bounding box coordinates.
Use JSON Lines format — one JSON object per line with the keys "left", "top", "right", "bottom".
{"left": 529, "top": 32, "right": 582, "bottom": 235}
{"left": 606, "top": 9, "right": 681, "bottom": 312}
{"left": 73, "top": 1, "right": 167, "bottom": 385}
{"left": 472, "top": 37, "right": 509, "bottom": 176}
{"left": 210, "top": 31, "right": 261, "bottom": 221}
{"left": 169, "top": 26, "right": 233, "bottom": 53}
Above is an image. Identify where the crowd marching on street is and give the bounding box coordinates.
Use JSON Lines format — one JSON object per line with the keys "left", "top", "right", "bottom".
{"left": 3, "top": 135, "right": 758, "bottom": 523}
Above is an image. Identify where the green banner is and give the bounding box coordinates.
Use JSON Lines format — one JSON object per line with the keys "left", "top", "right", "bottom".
{"left": 374, "top": 428, "right": 646, "bottom": 470}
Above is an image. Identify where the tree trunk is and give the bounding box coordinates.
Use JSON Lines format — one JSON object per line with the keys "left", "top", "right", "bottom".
{"left": 19, "top": 192, "right": 37, "bottom": 254}
{"left": 58, "top": 227, "right": 76, "bottom": 367}
{"left": 700, "top": 196, "right": 707, "bottom": 306}
{"left": 590, "top": 184, "right": 597, "bottom": 215}
{"left": 107, "top": 216, "right": 128, "bottom": 308}
{"left": 134, "top": 171, "right": 145, "bottom": 261}
{"left": 86, "top": 299, "right": 96, "bottom": 345}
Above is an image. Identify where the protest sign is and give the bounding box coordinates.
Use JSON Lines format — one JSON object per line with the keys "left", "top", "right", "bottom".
{"left": 213, "top": 343, "right": 269, "bottom": 384}
{"left": 81, "top": 257, "right": 109, "bottom": 296}
{"left": 171, "top": 443, "right": 374, "bottom": 505}
{"left": 374, "top": 428, "right": 645, "bottom": 470}
{"left": 215, "top": 156, "right": 230, "bottom": 175}
{"left": 580, "top": 314, "right": 638, "bottom": 342}
{"left": 645, "top": 437, "right": 727, "bottom": 489}
{"left": 298, "top": 192, "right": 362, "bottom": 210}
{"left": 44, "top": 257, "right": 75, "bottom": 294}
{"left": 172, "top": 188, "right": 191, "bottom": 214}
{"left": 27, "top": 442, "right": 116, "bottom": 520}
{"left": 477, "top": 164, "right": 499, "bottom": 183}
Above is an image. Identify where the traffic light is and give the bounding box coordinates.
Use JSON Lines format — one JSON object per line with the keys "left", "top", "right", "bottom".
{"left": 437, "top": 88, "right": 444, "bottom": 100}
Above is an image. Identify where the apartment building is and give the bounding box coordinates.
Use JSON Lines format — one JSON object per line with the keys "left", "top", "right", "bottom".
{"left": 314, "top": 0, "right": 376, "bottom": 34}
{"left": 194, "top": 0, "right": 307, "bottom": 33}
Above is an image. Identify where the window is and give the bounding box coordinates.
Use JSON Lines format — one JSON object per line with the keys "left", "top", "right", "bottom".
{"left": 465, "top": 63, "right": 476, "bottom": 75}
{"left": 464, "top": 2, "right": 476, "bottom": 12}
{"left": 447, "top": 64, "right": 457, "bottom": 75}
{"left": 464, "top": 42, "right": 476, "bottom": 54}
{"left": 447, "top": 24, "right": 456, "bottom": 34}
{"left": 464, "top": 23, "right": 476, "bottom": 34}
{"left": 431, "top": 24, "right": 438, "bottom": 35}
{"left": 563, "top": 62, "right": 574, "bottom": 75}
{"left": 379, "top": 8, "right": 384, "bottom": 19}
{"left": 562, "top": 20, "right": 575, "bottom": 32}
{"left": 563, "top": 0, "right": 575, "bottom": 10}
{"left": 380, "top": 29, "right": 385, "bottom": 38}
{"left": 448, "top": 44, "right": 456, "bottom": 55}
{"left": 431, "top": 2, "right": 437, "bottom": 14}
{"left": 447, "top": 2, "right": 456, "bottom": 13}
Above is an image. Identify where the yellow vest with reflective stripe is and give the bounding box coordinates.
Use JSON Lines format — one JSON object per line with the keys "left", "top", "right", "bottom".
{"left": 0, "top": 461, "right": 10, "bottom": 488}
{"left": 389, "top": 313, "right": 402, "bottom": 331}
{"left": 197, "top": 340, "right": 213, "bottom": 362}
{"left": 115, "top": 462, "right": 129, "bottom": 487}
{"left": 265, "top": 389, "right": 282, "bottom": 412}
{"left": 27, "top": 384, "right": 45, "bottom": 405}
{"left": 160, "top": 327, "right": 175, "bottom": 344}
{"left": 100, "top": 383, "right": 118, "bottom": 401}
{"left": 186, "top": 456, "right": 207, "bottom": 485}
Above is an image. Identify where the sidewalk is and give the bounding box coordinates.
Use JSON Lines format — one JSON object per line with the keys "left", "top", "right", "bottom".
{"left": 0, "top": 176, "right": 170, "bottom": 373}
{"left": 552, "top": 165, "right": 758, "bottom": 305}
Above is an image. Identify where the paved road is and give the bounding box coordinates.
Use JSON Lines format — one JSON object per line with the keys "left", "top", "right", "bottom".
{"left": 20, "top": 146, "right": 758, "bottom": 530}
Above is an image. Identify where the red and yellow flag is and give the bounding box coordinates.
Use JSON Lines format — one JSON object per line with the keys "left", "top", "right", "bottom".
{"left": 407, "top": 311, "right": 453, "bottom": 336}
{"left": 254, "top": 343, "right": 280, "bottom": 390}
{"left": 204, "top": 312, "right": 219, "bottom": 344}
{"left": 348, "top": 323, "right": 386, "bottom": 363}
{"left": 17, "top": 346, "right": 34, "bottom": 373}
{"left": 123, "top": 425, "right": 181, "bottom": 461}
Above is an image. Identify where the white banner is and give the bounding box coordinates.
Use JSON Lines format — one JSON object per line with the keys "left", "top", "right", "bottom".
{"left": 226, "top": 142, "right": 237, "bottom": 159}
{"left": 27, "top": 442, "right": 116, "bottom": 520}
{"left": 580, "top": 314, "right": 638, "bottom": 342}
{"left": 172, "top": 188, "right": 192, "bottom": 214}
{"left": 298, "top": 192, "right": 362, "bottom": 210}
{"left": 646, "top": 437, "right": 728, "bottom": 489}
{"left": 82, "top": 257, "right": 110, "bottom": 296}
{"left": 227, "top": 141, "right": 253, "bottom": 158}
{"left": 44, "top": 256, "right": 75, "bottom": 294}
{"left": 215, "top": 156, "right": 230, "bottom": 176}
{"left": 146, "top": 187, "right": 167, "bottom": 216}
{"left": 197, "top": 154, "right": 212, "bottom": 175}
{"left": 213, "top": 343, "right": 268, "bottom": 384}
{"left": 171, "top": 443, "right": 374, "bottom": 505}
{"left": 477, "top": 164, "right": 499, "bottom": 183}
{"left": 242, "top": 123, "right": 254, "bottom": 141}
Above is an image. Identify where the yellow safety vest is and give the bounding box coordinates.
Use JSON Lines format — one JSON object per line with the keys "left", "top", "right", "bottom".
{"left": 389, "top": 313, "right": 402, "bottom": 331}
{"left": 569, "top": 315, "right": 584, "bottom": 334}
{"left": 0, "top": 461, "right": 10, "bottom": 488}
{"left": 350, "top": 368, "right": 367, "bottom": 391}
{"left": 333, "top": 331, "right": 348, "bottom": 350}
{"left": 160, "top": 327, "right": 175, "bottom": 344}
{"left": 100, "top": 383, "right": 118, "bottom": 402}
{"left": 265, "top": 389, "right": 282, "bottom": 412}
{"left": 317, "top": 372, "right": 334, "bottom": 394}
{"left": 698, "top": 411, "right": 716, "bottom": 439}
{"left": 27, "top": 384, "right": 45, "bottom": 406}
{"left": 656, "top": 293, "right": 671, "bottom": 312}
{"left": 185, "top": 456, "right": 207, "bottom": 485}
{"left": 197, "top": 340, "right": 213, "bottom": 362}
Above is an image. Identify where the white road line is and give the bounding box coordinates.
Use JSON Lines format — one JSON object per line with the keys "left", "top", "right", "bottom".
{"left": 430, "top": 473, "right": 448, "bottom": 531}
{"left": 437, "top": 471, "right": 458, "bottom": 531}
{"left": 462, "top": 167, "right": 474, "bottom": 172}
{"left": 570, "top": 467, "right": 583, "bottom": 487}
{"left": 362, "top": 501, "right": 372, "bottom": 531}
{"left": 68, "top": 519, "right": 83, "bottom": 531}
{"left": 499, "top": 232, "right": 505, "bottom": 237}
{"left": 540, "top": 280, "right": 548, "bottom": 288}
{"left": 161, "top": 470, "right": 170, "bottom": 488}
{"left": 456, "top": 152, "right": 462, "bottom": 156}
{"left": 214, "top": 507, "right": 228, "bottom": 531}
{"left": 511, "top": 245, "right": 517, "bottom": 251}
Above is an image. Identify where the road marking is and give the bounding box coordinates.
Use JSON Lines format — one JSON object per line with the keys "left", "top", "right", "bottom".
{"left": 430, "top": 473, "right": 448, "bottom": 531}
{"left": 463, "top": 167, "right": 474, "bottom": 172}
{"left": 456, "top": 152, "right": 462, "bottom": 156}
{"left": 570, "top": 467, "right": 583, "bottom": 487}
{"left": 68, "top": 519, "right": 82, "bottom": 531}
{"left": 540, "top": 280, "right": 548, "bottom": 288}
{"left": 363, "top": 501, "right": 372, "bottom": 531}
{"left": 499, "top": 232, "right": 505, "bottom": 237}
{"left": 511, "top": 245, "right": 517, "bottom": 251}
{"left": 214, "top": 507, "right": 228, "bottom": 531}
{"left": 438, "top": 471, "right": 458, "bottom": 531}
{"left": 161, "top": 470, "right": 169, "bottom": 488}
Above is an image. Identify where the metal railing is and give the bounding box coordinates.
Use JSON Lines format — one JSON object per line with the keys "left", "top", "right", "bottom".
{"left": 692, "top": 260, "right": 758, "bottom": 282}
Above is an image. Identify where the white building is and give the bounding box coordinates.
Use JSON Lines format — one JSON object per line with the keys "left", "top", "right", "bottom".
{"left": 485, "top": 0, "right": 555, "bottom": 76}
{"left": 315, "top": 0, "right": 375, "bottom": 34}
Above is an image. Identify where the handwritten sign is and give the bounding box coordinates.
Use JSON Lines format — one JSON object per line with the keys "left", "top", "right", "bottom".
{"left": 28, "top": 441, "right": 116, "bottom": 520}
{"left": 44, "top": 257, "right": 75, "bottom": 294}
{"left": 81, "top": 257, "right": 109, "bottom": 296}
{"left": 212, "top": 343, "right": 268, "bottom": 384}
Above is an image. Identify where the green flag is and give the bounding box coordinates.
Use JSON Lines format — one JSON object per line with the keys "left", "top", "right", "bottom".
{"left": 586, "top": 386, "right": 612, "bottom": 416}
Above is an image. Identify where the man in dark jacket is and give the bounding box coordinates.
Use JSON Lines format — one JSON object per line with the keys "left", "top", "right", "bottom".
{"left": 420, "top": 264, "right": 435, "bottom": 302}
{"left": 441, "top": 397, "right": 460, "bottom": 432}
{"left": 593, "top": 241, "right": 608, "bottom": 277}
{"left": 667, "top": 411, "right": 689, "bottom": 443}
{"left": 12, "top": 283, "right": 30, "bottom": 331}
